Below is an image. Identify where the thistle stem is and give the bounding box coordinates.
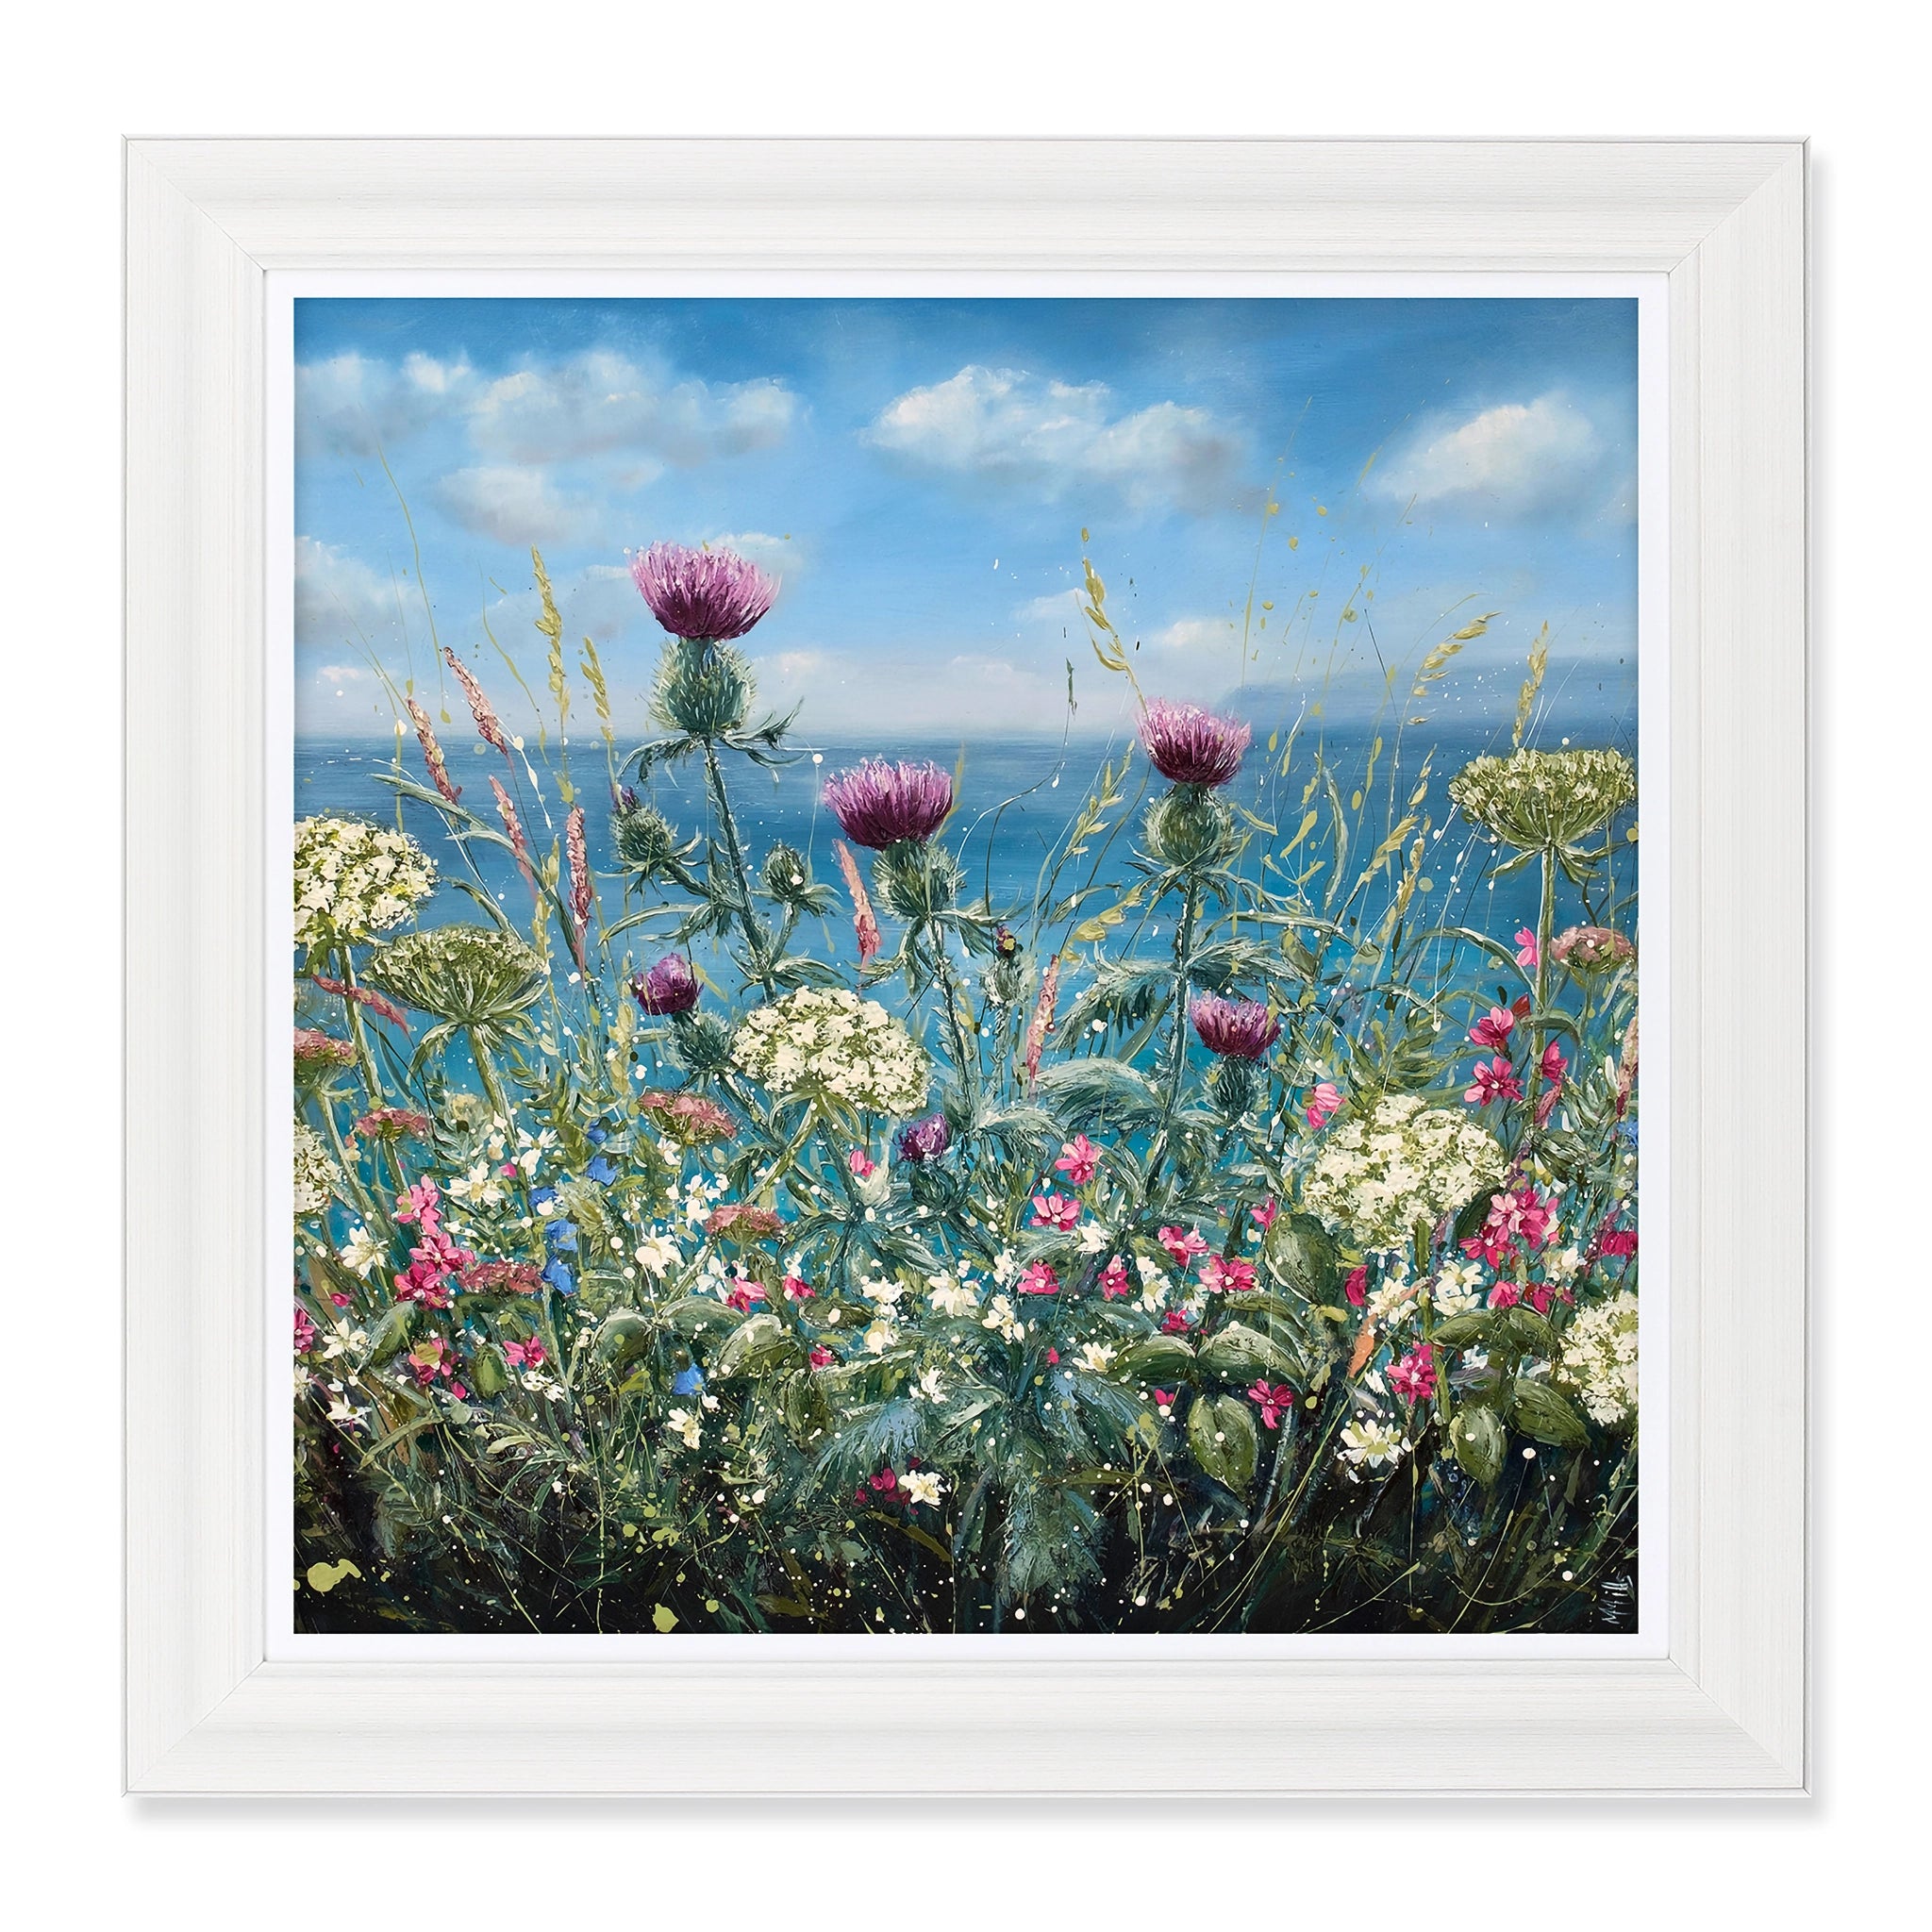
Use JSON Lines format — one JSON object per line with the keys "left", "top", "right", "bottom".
{"left": 1524, "top": 845, "right": 1558, "bottom": 1118}
{"left": 701, "top": 737, "right": 775, "bottom": 995}
{"left": 1144, "top": 870, "right": 1202, "bottom": 1188}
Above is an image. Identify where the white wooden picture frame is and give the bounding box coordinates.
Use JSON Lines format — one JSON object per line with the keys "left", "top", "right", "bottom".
{"left": 125, "top": 138, "right": 1806, "bottom": 1793}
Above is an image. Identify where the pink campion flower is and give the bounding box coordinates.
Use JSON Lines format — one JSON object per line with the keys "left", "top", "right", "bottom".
{"left": 630, "top": 541, "right": 778, "bottom": 641}
{"left": 1466, "top": 1057, "right": 1524, "bottom": 1107}
{"left": 1054, "top": 1135, "right": 1102, "bottom": 1186}
{"left": 1600, "top": 1225, "right": 1639, "bottom": 1257}
{"left": 1099, "top": 1255, "right": 1132, "bottom": 1299}
{"left": 1199, "top": 1255, "right": 1257, "bottom": 1294}
{"left": 406, "top": 1336, "right": 459, "bottom": 1389}
{"left": 1159, "top": 1309, "right": 1194, "bottom": 1335}
{"left": 1305, "top": 1081, "right": 1342, "bottom": 1129}
{"left": 1469, "top": 1006, "right": 1517, "bottom": 1052}
{"left": 1540, "top": 1041, "right": 1568, "bottom": 1089}
{"left": 1153, "top": 1389, "right": 1176, "bottom": 1415}
{"left": 1389, "top": 1346, "right": 1437, "bottom": 1407}
{"left": 782, "top": 1274, "right": 814, "bottom": 1302}
{"left": 1514, "top": 926, "right": 1540, "bottom": 969}
{"left": 724, "top": 1281, "right": 768, "bottom": 1314}
{"left": 1247, "top": 1379, "right": 1296, "bottom": 1429}
{"left": 1139, "top": 698, "right": 1252, "bottom": 789}
{"left": 1344, "top": 1264, "right": 1369, "bottom": 1308}
{"left": 808, "top": 1343, "right": 836, "bottom": 1369}
{"left": 1158, "top": 1225, "right": 1209, "bottom": 1267}
{"left": 824, "top": 759, "right": 955, "bottom": 849}
{"left": 1029, "top": 1192, "right": 1082, "bottom": 1233}
{"left": 1190, "top": 993, "right": 1281, "bottom": 1060}
{"left": 1017, "top": 1262, "right": 1060, "bottom": 1296}
{"left": 1488, "top": 1280, "right": 1524, "bottom": 1311}
{"left": 1524, "top": 1282, "right": 1576, "bottom": 1316}
{"left": 1251, "top": 1196, "right": 1279, "bottom": 1232}
{"left": 394, "top": 1178, "right": 441, "bottom": 1230}
{"left": 1045, "top": 1347, "right": 1060, "bottom": 1366}
{"left": 1462, "top": 1186, "right": 1560, "bottom": 1266}
{"left": 863, "top": 1468, "right": 906, "bottom": 1506}
{"left": 293, "top": 1306, "right": 317, "bottom": 1354}
{"left": 502, "top": 1338, "right": 546, "bottom": 1370}
{"left": 847, "top": 1148, "right": 877, "bottom": 1181}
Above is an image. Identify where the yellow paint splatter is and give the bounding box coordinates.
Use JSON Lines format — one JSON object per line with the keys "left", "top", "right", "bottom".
{"left": 305, "top": 1559, "right": 362, "bottom": 1594}
{"left": 652, "top": 1603, "right": 678, "bottom": 1633}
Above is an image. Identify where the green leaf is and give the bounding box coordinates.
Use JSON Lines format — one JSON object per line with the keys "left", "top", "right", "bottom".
{"left": 1509, "top": 1378, "right": 1590, "bottom": 1447}
{"left": 1187, "top": 1392, "right": 1258, "bottom": 1490}
{"left": 1260, "top": 1211, "right": 1339, "bottom": 1302}
{"left": 1450, "top": 1406, "right": 1507, "bottom": 1485}
{"left": 1428, "top": 1311, "right": 1491, "bottom": 1350}
{"left": 1196, "top": 1321, "right": 1298, "bottom": 1383}
{"left": 1498, "top": 1307, "right": 1562, "bottom": 1359}
{"left": 467, "top": 1347, "right": 508, "bottom": 1399}
{"left": 1117, "top": 1335, "right": 1196, "bottom": 1382}
{"left": 712, "top": 1312, "right": 799, "bottom": 1380}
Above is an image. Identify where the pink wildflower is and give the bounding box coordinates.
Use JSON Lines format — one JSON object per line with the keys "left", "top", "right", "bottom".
{"left": 1469, "top": 1006, "right": 1517, "bottom": 1052}
{"left": 1465, "top": 1056, "right": 1524, "bottom": 1106}
{"left": 293, "top": 1306, "right": 317, "bottom": 1354}
{"left": 1139, "top": 698, "right": 1252, "bottom": 789}
{"left": 1159, "top": 1309, "right": 1194, "bottom": 1335}
{"left": 1158, "top": 1225, "right": 1209, "bottom": 1267}
{"left": 1488, "top": 1281, "right": 1524, "bottom": 1311}
{"left": 1017, "top": 1262, "right": 1060, "bottom": 1296}
{"left": 1344, "top": 1264, "right": 1369, "bottom": 1308}
{"left": 1305, "top": 1081, "right": 1342, "bottom": 1129}
{"left": 1247, "top": 1379, "right": 1296, "bottom": 1429}
{"left": 1524, "top": 1282, "right": 1576, "bottom": 1315}
{"left": 1153, "top": 1389, "right": 1176, "bottom": 1415}
{"left": 630, "top": 541, "right": 777, "bottom": 642}
{"left": 1099, "top": 1256, "right": 1132, "bottom": 1299}
{"left": 847, "top": 1147, "right": 877, "bottom": 1181}
{"left": 1389, "top": 1346, "right": 1437, "bottom": 1407}
{"left": 1514, "top": 926, "right": 1540, "bottom": 969}
{"left": 1199, "top": 1255, "right": 1257, "bottom": 1294}
{"left": 808, "top": 1344, "right": 836, "bottom": 1369}
{"left": 1251, "top": 1197, "right": 1279, "bottom": 1232}
{"left": 1600, "top": 1225, "right": 1639, "bottom": 1258}
{"left": 1541, "top": 1041, "right": 1568, "bottom": 1088}
{"left": 724, "top": 1281, "right": 768, "bottom": 1314}
{"left": 502, "top": 1338, "right": 546, "bottom": 1370}
{"left": 394, "top": 1178, "right": 441, "bottom": 1230}
{"left": 1029, "top": 1192, "right": 1082, "bottom": 1233}
{"left": 1023, "top": 954, "right": 1062, "bottom": 1089}
{"left": 782, "top": 1274, "right": 814, "bottom": 1302}
{"left": 1054, "top": 1135, "right": 1101, "bottom": 1186}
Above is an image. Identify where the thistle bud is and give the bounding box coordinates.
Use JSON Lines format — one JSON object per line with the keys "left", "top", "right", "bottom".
{"left": 1143, "top": 786, "right": 1234, "bottom": 869}
{"left": 762, "top": 841, "right": 815, "bottom": 908}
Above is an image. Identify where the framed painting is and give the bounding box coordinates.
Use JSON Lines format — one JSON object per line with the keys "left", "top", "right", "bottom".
{"left": 125, "top": 138, "right": 1807, "bottom": 1791}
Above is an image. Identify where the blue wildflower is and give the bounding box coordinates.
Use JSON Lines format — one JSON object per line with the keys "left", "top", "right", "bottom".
{"left": 670, "top": 1362, "right": 704, "bottom": 1397}
{"left": 541, "top": 1257, "right": 575, "bottom": 1296}
{"left": 586, "top": 1124, "right": 608, "bottom": 1146}
{"left": 546, "top": 1218, "right": 578, "bottom": 1253}
{"left": 530, "top": 1185, "right": 558, "bottom": 1209}
{"left": 585, "top": 1155, "right": 617, "bottom": 1187}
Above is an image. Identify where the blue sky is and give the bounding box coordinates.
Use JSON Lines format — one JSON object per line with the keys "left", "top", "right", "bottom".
{"left": 292, "top": 295, "right": 1639, "bottom": 744}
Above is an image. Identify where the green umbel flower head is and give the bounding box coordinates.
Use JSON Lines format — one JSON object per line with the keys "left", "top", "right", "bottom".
{"left": 1448, "top": 747, "right": 1635, "bottom": 850}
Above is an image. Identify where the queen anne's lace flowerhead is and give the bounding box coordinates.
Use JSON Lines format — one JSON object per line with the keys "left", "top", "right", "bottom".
{"left": 731, "top": 988, "right": 930, "bottom": 1116}
{"left": 364, "top": 924, "right": 546, "bottom": 1028}
{"left": 824, "top": 760, "right": 955, "bottom": 850}
{"left": 292, "top": 1124, "right": 340, "bottom": 1220}
{"left": 629, "top": 541, "right": 778, "bottom": 641}
{"left": 293, "top": 815, "right": 437, "bottom": 950}
{"left": 1557, "top": 1290, "right": 1640, "bottom": 1426}
{"left": 1299, "top": 1092, "right": 1507, "bottom": 1253}
{"left": 1139, "top": 699, "right": 1252, "bottom": 789}
{"left": 1448, "top": 746, "right": 1636, "bottom": 849}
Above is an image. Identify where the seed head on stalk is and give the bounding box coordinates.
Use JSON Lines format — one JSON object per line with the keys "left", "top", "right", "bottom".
{"left": 1023, "top": 954, "right": 1062, "bottom": 1090}
{"left": 442, "top": 645, "right": 510, "bottom": 757}
{"left": 833, "top": 841, "right": 883, "bottom": 966}
{"left": 566, "top": 804, "right": 591, "bottom": 969}
{"left": 405, "top": 697, "right": 461, "bottom": 806}
{"left": 491, "top": 776, "right": 540, "bottom": 902}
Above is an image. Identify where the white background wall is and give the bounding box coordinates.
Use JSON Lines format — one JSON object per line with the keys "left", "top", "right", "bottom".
{"left": 1, "top": 5, "right": 1914, "bottom": 1922}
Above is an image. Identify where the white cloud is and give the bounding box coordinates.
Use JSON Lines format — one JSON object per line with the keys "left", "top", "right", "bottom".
{"left": 485, "top": 561, "right": 643, "bottom": 646}
{"left": 468, "top": 350, "right": 801, "bottom": 465}
{"left": 1371, "top": 393, "right": 1607, "bottom": 515}
{"left": 705, "top": 530, "right": 803, "bottom": 580}
{"left": 434, "top": 466, "right": 601, "bottom": 545}
{"left": 293, "top": 537, "right": 404, "bottom": 645}
{"left": 296, "top": 352, "right": 475, "bottom": 456}
{"left": 866, "top": 365, "right": 1241, "bottom": 511}
{"left": 1147, "top": 615, "right": 1236, "bottom": 653}
{"left": 1016, "top": 588, "right": 1088, "bottom": 625}
{"left": 316, "top": 663, "right": 367, "bottom": 684}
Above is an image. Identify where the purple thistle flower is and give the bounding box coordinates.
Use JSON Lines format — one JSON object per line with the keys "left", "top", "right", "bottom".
{"left": 631, "top": 953, "right": 700, "bottom": 1016}
{"left": 1189, "top": 993, "right": 1281, "bottom": 1060}
{"left": 823, "top": 759, "right": 955, "bottom": 849}
{"left": 1139, "top": 699, "right": 1252, "bottom": 789}
{"left": 895, "top": 1111, "right": 952, "bottom": 1164}
{"left": 628, "top": 541, "right": 778, "bottom": 642}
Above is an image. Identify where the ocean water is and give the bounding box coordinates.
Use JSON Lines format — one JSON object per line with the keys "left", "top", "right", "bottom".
{"left": 293, "top": 724, "right": 1631, "bottom": 988}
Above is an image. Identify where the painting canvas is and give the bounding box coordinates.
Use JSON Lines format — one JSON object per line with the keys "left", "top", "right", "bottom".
{"left": 289, "top": 293, "right": 1643, "bottom": 1638}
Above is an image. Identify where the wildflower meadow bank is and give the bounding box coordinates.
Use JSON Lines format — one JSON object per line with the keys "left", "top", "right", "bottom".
{"left": 292, "top": 541, "right": 1641, "bottom": 1636}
